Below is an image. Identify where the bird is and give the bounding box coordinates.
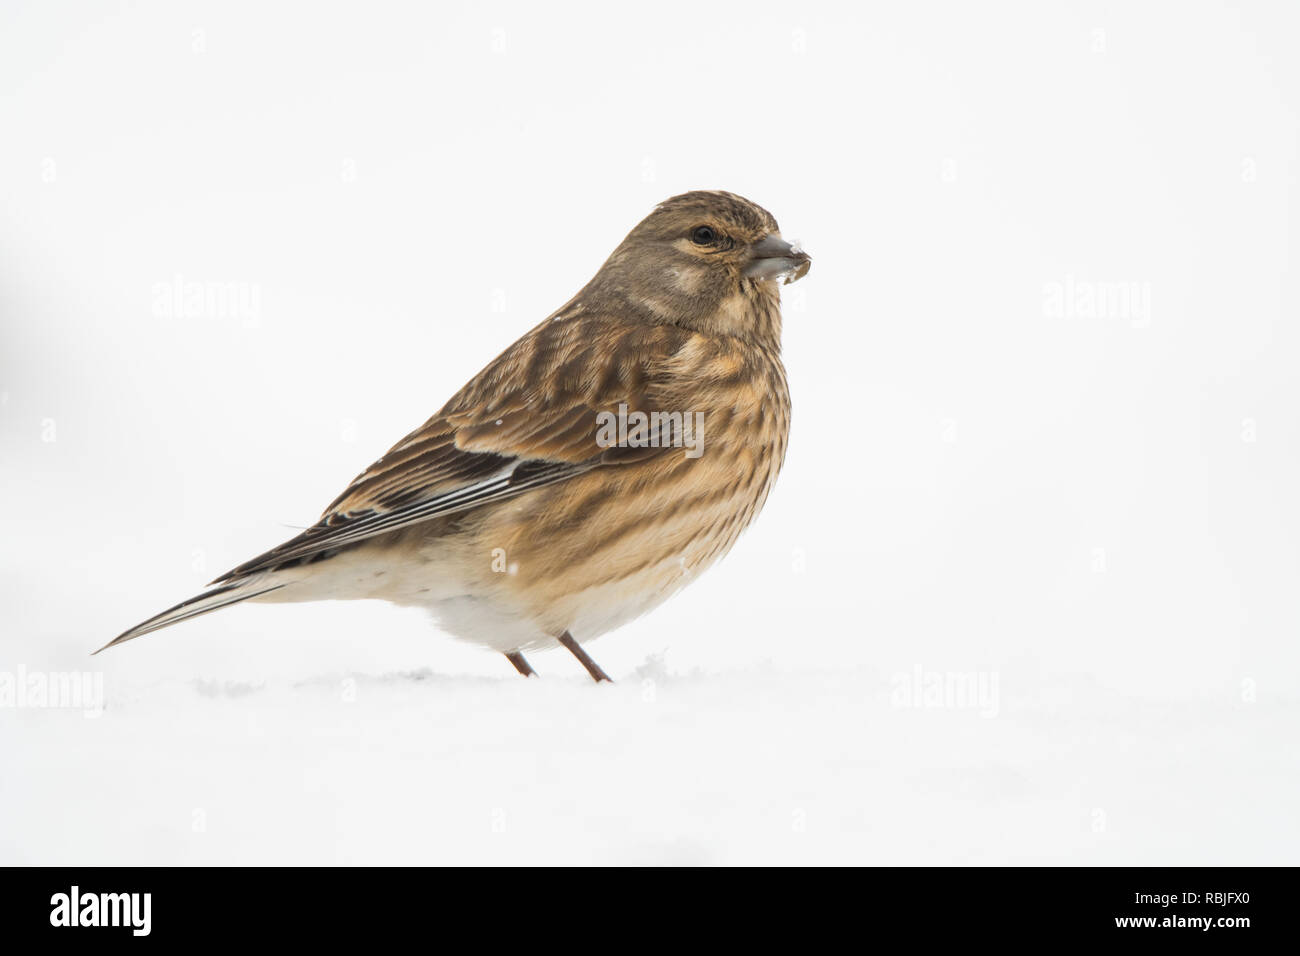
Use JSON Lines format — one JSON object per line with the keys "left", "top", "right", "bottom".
{"left": 100, "top": 190, "right": 811, "bottom": 681}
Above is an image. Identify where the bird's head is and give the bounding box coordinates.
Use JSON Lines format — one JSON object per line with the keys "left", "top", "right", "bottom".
{"left": 584, "top": 190, "right": 811, "bottom": 341}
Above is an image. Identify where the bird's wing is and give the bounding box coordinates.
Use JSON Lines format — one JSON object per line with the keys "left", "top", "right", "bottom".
{"left": 215, "top": 317, "right": 698, "bottom": 581}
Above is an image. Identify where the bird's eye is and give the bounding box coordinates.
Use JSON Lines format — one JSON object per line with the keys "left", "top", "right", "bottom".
{"left": 691, "top": 225, "right": 717, "bottom": 245}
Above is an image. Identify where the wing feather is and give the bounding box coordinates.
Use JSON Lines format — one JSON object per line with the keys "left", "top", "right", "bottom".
{"left": 214, "top": 317, "right": 698, "bottom": 582}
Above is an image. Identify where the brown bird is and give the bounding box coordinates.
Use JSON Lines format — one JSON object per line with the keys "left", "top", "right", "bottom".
{"left": 100, "top": 190, "right": 811, "bottom": 680}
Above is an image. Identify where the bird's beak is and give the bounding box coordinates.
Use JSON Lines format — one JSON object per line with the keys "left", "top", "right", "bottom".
{"left": 744, "top": 234, "right": 812, "bottom": 285}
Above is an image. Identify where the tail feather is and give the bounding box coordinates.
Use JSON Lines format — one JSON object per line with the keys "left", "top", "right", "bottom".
{"left": 96, "top": 579, "right": 285, "bottom": 654}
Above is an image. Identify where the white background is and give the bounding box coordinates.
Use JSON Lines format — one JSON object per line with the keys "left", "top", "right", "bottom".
{"left": 2, "top": 0, "right": 1297, "bottom": 864}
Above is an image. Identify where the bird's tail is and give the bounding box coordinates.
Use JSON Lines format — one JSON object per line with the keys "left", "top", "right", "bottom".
{"left": 95, "top": 577, "right": 286, "bottom": 655}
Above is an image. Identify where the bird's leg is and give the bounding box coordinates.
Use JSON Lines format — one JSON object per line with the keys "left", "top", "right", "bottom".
{"left": 505, "top": 651, "right": 537, "bottom": 678}
{"left": 557, "top": 631, "right": 613, "bottom": 683}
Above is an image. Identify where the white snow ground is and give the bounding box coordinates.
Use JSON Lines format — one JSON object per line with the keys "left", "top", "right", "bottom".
{"left": 3, "top": 659, "right": 1295, "bottom": 865}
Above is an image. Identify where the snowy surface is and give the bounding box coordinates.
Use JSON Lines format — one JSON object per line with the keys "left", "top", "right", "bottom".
{"left": 3, "top": 661, "right": 1295, "bottom": 865}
